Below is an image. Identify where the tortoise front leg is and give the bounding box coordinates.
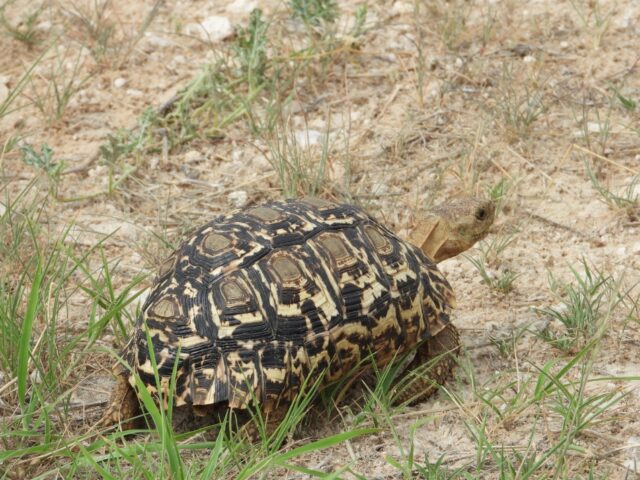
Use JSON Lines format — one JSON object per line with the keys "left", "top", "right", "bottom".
{"left": 100, "top": 373, "right": 142, "bottom": 430}
{"left": 393, "top": 323, "right": 460, "bottom": 405}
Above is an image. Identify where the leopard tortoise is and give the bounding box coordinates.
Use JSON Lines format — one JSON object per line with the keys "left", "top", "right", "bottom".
{"left": 103, "top": 197, "right": 495, "bottom": 429}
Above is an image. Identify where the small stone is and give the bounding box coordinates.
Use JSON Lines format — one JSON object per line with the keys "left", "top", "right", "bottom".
{"left": 114, "top": 77, "right": 127, "bottom": 88}
{"left": 631, "top": 242, "right": 640, "bottom": 255}
{"left": 181, "top": 164, "right": 200, "bottom": 179}
{"left": 30, "top": 370, "right": 42, "bottom": 384}
{"left": 36, "top": 20, "right": 52, "bottom": 32}
{"left": 144, "top": 32, "right": 174, "bottom": 48}
{"left": 371, "top": 182, "right": 388, "bottom": 195}
{"left": 231, "top": 149, "right": 243, "bottom": 163}
{"left": 126, "top": 88, "right": 144, "bottom": 98}
{"left": 391, "top": 1, "right": 413, "bottom": 14}
{"left": 523, "top": 55, "right": 536, "bottom": 63}
{"left": 185, "top": 16, "right": 233, "bottom": 42}
{"left": 250, "top": 155, "right": 271, "bottom": 172}
{"left": 184, "top": 150, "right": 203, "bottom": 163}
{"left": 92, "top": 220, "right": 139, "bottom": 242}
{"left": 485, "top": 321, "right": 500, "bottom": 331}
{"left": 229, "top": 190, "right": 248, "bottom": 208}
{"left": 294, "top": 130, "right": 323, "bottom": 147}
{"left": 226, "top": 0, "right": 258, "bottom": 14}
{"left": 173, "top": 55, "right": 186, "bottom": 65}
{"left": 0, "top": 74, "right": 10, "bottom": 103}
{"left": 134, "top": 290, "right": 150, "bottom": 311}
{"left": 0, "top": 84, "right": 8, "bottom": 104}
{"left": 623, "top": 436, "right": 640, "bottom": 471}
{"left": 560, "top": 41, "right": 569, "bottom": 49}
{"left": 587, "top": 122, "right": 603, "bottom": 133}
{"left": 455, "top": 57, "right": 464, "bottom": 68}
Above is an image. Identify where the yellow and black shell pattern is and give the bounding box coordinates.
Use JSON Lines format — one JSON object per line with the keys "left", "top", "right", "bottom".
{"left": 122, "top": 198, "right": 456, "bottom": 411}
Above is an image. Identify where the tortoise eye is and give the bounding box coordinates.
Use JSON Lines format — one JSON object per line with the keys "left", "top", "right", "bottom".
{"left": 475, "top": 208, "right": 486, "bottom": 220}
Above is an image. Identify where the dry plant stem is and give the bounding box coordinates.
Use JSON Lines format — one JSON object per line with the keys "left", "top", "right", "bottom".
{"left": 572, "top": 143, "right": 639, "bottom": 175}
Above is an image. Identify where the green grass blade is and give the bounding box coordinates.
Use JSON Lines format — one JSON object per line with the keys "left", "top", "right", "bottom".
{"left": 276, "top": 428, "right": 378, "bottom": 463}
{"left": 78, "top": 445, "right": 118, "bottom": 480}
{"left": 199, "top": 414, "right": 229, "bottom": 480}
{"left": 17, "top": 255, "right": 43, "bottom": 417}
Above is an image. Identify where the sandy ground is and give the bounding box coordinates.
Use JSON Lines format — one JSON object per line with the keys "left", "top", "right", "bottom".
{"left": 1, "top": 0, "right": 640, "bottom": 478}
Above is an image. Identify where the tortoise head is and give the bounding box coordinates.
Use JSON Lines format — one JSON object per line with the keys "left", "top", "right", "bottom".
{"left": 409, "top": 197, "right": 496, "bottom": 263}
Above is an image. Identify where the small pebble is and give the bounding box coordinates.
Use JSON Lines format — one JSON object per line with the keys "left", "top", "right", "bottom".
{"left": 181, "top": 164, "right": 200, "bottom": 179}
{"left": 226, "top": 0, "right": 258, "bottom": 13}
{"left": 114, "top": 78, "right": 127, "bottom": 88}
{"left": 185, "top": 16, "right": 233, "bottom": 42}
{"left": 229, "top": 190, "right": 248, "bottom": 208}
{"left": 172, "top": 55, "right": 187, "bottom": 66}
{"left": 390, "top": 1, "right": 413, "bottom": 14}
{"left": 30, "top": 370, "right": 42, "bottom": 384}
{"left": 371, "top": 182, "right": 388, "bottom": 195}
{"left": 184, "top": 150, "right": 203, "bottom": 163}
{"left": 144, "top": 32, "right": 173, "bottom": 48}
{"left": 294, "top": 130, "right": 323, "bottom": 147}
{"left": 232, "top": 149, "right": 243, "bottom": 163}
{"left": 0, "top": 84, "right": 8, "bottom": 104}
{"left": 36, "top": 20, "right": 52, "bottom": 32}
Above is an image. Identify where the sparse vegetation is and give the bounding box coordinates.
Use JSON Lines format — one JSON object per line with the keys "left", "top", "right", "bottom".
{"left": 0, "top": 4, "right": 43, "bottom": 46}
{"left": 492, "top": 63, "right": 547, "bottom": 142}
{"left": 465, "top": 233, "right": 520, "bottom": 293}
{"left": 1, "top": 0, "right": 640, "bottom": 478}
{"left": 289, "top": 0, "right": 338, "bottom": 26}
{"left": 534, "top": 260, "right": 624, "bottom": 352}
{"left": 24, "top": 42, "right": 92, "bottom": 124}
{"left": 586, "top": 161, "right": 639, "bottom": 213}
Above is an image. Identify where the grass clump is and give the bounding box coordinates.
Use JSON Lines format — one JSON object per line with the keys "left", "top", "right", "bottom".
{"left": 492, "top": 63, "right": 547, "bottom": 142}
{"left": 0, "top": 182, "right": 145, "bottom": 476}
{"left": 232, "top": 9, "right": 269, "bottom": 91}
{"left": 289, "top": 0, "right": 338, "bottom": 26}
{"left": 0, "top": 4, "right": 44, "bottom": 46}
{"left": 586, "top": 161, "right": 639, "bottom": 219}
{"left": 535, "top": 260, "right": 624, "bottom": 352}
{"left": 465, "top": 233, "right": 520, "bottom": 294}
{"left": 23, "top": 42, "right": 93, "bottom": 125}
{"left": 62, "top": 0, "right": 162, "bottom": 66}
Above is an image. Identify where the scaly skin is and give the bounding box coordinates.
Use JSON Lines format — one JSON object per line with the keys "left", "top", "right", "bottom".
{"left": 409, "top": 197, "right": 496, "bottom": 263}
{"left": 397, "top": 197, "right": 495, "bottom": 401}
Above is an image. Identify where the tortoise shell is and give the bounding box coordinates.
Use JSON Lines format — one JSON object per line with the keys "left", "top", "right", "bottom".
{"left": 121, "top": 198, "right": 455, "bottom": 410}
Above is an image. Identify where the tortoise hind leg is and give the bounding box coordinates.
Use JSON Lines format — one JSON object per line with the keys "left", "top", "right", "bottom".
{"left": 393, "top": 323, "right": 460, "bottom": 406}
{"left": 100, "top": 373, "right": 142, "bottom": 430}
{"left": 238, "top": 404, "right": 290, "bottom": 443}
